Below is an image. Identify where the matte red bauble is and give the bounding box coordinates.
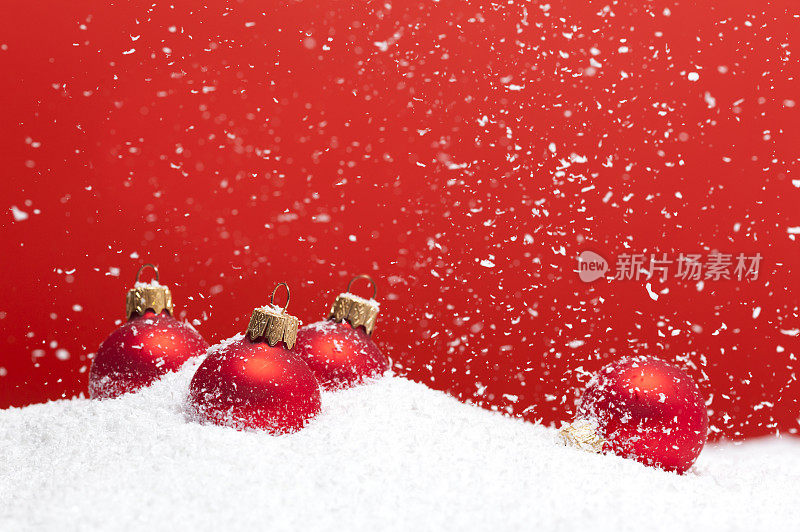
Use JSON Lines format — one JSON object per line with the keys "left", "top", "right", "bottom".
{"left": 187, "top": 283, "right": 321, "bottom": 433}
{"left": 89, "top": 264, "right": 209, "bottom": 399}
{"left": 561, "top": 356, "right": 708, "bottom": 473}
{"left": 293, "top": 275, "right": 389, "bottom": 390}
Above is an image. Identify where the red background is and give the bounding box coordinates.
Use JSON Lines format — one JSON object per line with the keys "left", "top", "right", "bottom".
{"left": 1, "top": 0, "right": 798, "bottom": 440}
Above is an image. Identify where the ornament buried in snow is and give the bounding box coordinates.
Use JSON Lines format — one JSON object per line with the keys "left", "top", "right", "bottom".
{"left": 187, "top": 283, "right": 321, "bottom": 433}
{"left": 89, "top": 264, "right": 209, "bottom": 399}
{"left": 561, "top": 356, "right": 708, "bottom": 473}
{"left": 292, "top": 274, "right": 389, "bottom": 390}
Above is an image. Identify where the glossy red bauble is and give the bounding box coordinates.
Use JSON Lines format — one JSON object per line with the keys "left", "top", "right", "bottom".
{"left": 293, "top": 320, "right": 389, "bottom": 390}
{"left": 89, "top": 311, "right": 209, "bottom": 399}
{"left": 188, "top": 335, "right": 322, "bottom": 433}
{"left": 575, "top": 356, "right": 708, "bottom": 473}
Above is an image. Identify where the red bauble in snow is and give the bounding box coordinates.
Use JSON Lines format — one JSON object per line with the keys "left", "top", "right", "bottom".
{"left": 293, "top": 275, "right": 389, "bottom": 390}
{"left": 187, "top": 283, "right": 321, "bottom": 433}
{"left": 562, "top": 356, "right": 708, "bottom": 473}
{"left": 89, "top": 264, "right": 209, "bottom": 399}
{"left": 293, "top": 321, "right": 387, "bottom": 390}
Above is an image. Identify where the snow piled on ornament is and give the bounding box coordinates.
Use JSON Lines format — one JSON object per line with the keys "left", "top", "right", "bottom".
{"left": 2, "top": 359, "right": 799, "bottom": 532}
{"left": 133, "top": 279, "right": 168, "bottom": 289}
{"left": 335, "top": 291, "right": 380, "bottom": 309}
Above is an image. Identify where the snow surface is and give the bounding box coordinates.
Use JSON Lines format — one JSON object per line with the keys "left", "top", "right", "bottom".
{"left": 2, "top": 359, "right": 798, "bottom": 532}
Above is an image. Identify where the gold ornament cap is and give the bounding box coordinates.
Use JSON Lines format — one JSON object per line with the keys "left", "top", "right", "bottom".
{"left": 126, "top": 264, "right": 174, "bottom": 319}
{"left": 559, "top": 418, "right": 606, "bottom": 454}
{"left": 328, "top": 275, "right": 380, "bottom": 335}
{"left": 246, "top": 283, "right": 299, "bottom": 349}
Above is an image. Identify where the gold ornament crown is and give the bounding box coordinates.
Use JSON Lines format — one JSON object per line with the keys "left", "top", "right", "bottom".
{"left": 558, "top": 418, "right": 606, "bottom": 454}
{"left": 126, "top": 264, "right": 174, "bottom": 319}
{"left": 328, "top": 274, "right": 380, "bottom": 335}
{"left": 246, "top": 283, "right": 299, "bottom": 349}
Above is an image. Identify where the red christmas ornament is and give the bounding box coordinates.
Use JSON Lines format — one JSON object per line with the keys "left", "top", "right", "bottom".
{"left": 292, "top": 275, "right": 389, "bottom": 390}
{"left": 561, "top": 356, "right": 708, "bottom": 473}
{"left": 89, "top": 264, "right": 209, "bottom": 399}
{"left": 187, "top": 283, "right": 321, "bottom": 433}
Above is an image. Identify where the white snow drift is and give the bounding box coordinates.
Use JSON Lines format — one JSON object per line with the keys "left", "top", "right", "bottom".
{"left": 1, "top": 358, "right": 798, "bottom": 531}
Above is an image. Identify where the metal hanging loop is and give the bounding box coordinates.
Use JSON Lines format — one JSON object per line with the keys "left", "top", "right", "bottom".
{"left": 271, "top": 282, "right": 291, "bottom": 312}
{"left": 135, "top": 263, "right": 160, "bottom": 284}
{"left": 347, "top": 274, "right": 377, "bottom": 300}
